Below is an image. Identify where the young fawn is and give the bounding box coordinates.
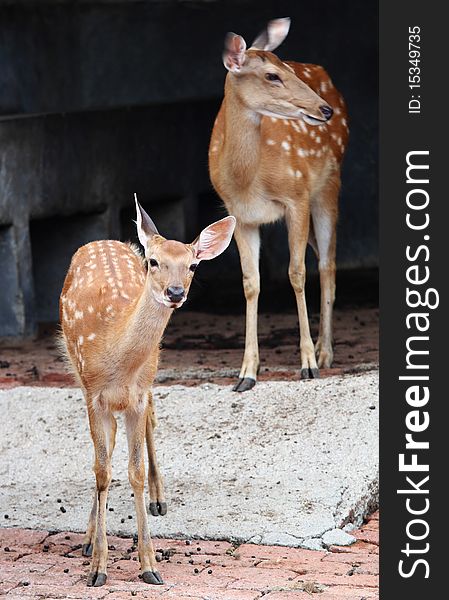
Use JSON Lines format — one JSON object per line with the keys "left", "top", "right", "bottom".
{"left": 209, "top": 18, "right": 349, "bottom": 391}
{"left": 59, "top": 198, "right": 235, "bottom": 587}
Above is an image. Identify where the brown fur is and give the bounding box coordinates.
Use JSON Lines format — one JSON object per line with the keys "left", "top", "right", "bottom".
{"left": 59, "top": 210, "right": 235, "bottom": 586}
{"left": 209, "top": 44, "right": 349, "bottom": 385}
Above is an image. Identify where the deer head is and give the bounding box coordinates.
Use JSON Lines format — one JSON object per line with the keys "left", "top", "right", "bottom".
{"left": 222, "top": 18, "right": 333, "bottom": 125}
{"left": 135, "top": 196, "right": 236, "bottom": 308}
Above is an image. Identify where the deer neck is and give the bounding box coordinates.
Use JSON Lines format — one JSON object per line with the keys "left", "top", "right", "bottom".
{"left": 222, "top": 79, "right": 262, "bottom": 189}
{"left": 114, "top": 278, "right": 172, "bottom": 370}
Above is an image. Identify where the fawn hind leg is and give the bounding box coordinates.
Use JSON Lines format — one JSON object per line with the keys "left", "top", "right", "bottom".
{"left": 146, "top": 392, "right": 167, "bottom": 516}
{"left": 126, "top": 397, "right": 163, "bottom": 585}
{"left": 85, "top": 406, "right": 116, "bottom": 587}
{"left": 83, "top": 412, "right": 117, "bottom": 558}
{"left": 311, "top": 177, "right": 339, "bottom": 368}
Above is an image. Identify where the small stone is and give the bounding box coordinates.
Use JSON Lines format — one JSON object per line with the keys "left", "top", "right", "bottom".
{"left": 121, "top": 518, "right": 125, "bottom": 523}
{"left": 194, "top": 568, "right": 199, "bottom": 574}
{"left": 4, "top": 514, "right": 9, "bottom": 519}
{"left": 185, "top": 540, "right": 191, "bottom": 546}
{"left": 63, "top": 568, "right": 69, "bottom": 573}
{"left": 322, "top": 528, "right": 356, "bottom": 547}
{"left": 208, "top": 569, "right": 212, "bottom": 574}
{"left": 60, "top": 506, "right": 66, "bottom": 513}
{"left": 302, "top": 538, "right": 325, "bottom": 551}
{"left": 4, "top": 547, "right": 10, "bottom": 552}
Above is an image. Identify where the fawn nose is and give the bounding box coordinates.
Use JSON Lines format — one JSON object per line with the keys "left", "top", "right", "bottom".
{"left": 320, "top": 105, "right": 333, "bottom": 120}
{"left": 166, "top": 286, "right": 185, "bottom": 303}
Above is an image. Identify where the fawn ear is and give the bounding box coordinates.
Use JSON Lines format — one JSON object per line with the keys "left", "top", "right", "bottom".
{"left": 250, "top": 17, "right": 291, "bottom": 52}
{"left": 193, "top": 216, "right": 236, "bottom": 261}
{"left": 134, "top": 194, "right": 159, "bottom": 248}
{"left": 223, "top": 33, "right": 247, "bottom": 72}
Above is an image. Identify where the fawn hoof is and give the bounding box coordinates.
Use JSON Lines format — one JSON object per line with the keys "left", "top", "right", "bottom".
{"left": 87, "top": 571, "right": 107, "bottom": 587}
{"left": 149, "top": 501, "right": 167, "bottom": 516}
{"left": 300, "top": 367, "right": 320, "bottom": 380}
{"left": 82, "top": 543, "right": 93, "bottom": 557}
{"left": 142, "top": 570, "right": 164, "bottom": 585}
{"left": 233, "top": 377, "right": 256, "bottom": 393}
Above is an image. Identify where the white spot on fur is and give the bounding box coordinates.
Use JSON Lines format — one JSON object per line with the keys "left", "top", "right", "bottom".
{"left": 87, "top": 305, "right": 94, "bottom": 313}
{"left": 78, "top": 335, "right": 84, "bottom": 345}
{"left": 281, "top": 141, "right": 291, "bottom": 151}
{"left": 295, "top": 170, "right": 303, "bottom": 178}
{"left": 266, "top": 139, "right": 276, "bottom": 146}
{"left": 74, "top": 310, "right": 83, "bottom": 320}
{"left": 87, "top": 333, "right": 96, "bottom": 341}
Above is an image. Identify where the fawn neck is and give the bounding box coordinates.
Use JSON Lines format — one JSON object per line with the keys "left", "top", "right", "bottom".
{"left": 112, "top": 275, "right": 172, "bottom": 370}
{"left": 222, "top": 77, "right": 263, "bottom": 188}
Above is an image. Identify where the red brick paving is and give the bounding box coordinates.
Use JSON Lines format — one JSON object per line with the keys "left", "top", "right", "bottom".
{"left": 0, "top": 512, "right": 378, "bottom": 599}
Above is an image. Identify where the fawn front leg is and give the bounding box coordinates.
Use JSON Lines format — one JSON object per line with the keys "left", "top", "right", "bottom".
{"left": 86, "top": 407, "right": 116, "bottom": 587}
{"left": 146, "top": 392, "right": 167, "bottom": 516}
{"left": 285, "top": 203, "right": 319, "bottom": 379}
{"left": 126, "top": 398, "right": 163, "bottom": 585}
{"left": 233, "top": 223, "right": 261, "bottom": 392}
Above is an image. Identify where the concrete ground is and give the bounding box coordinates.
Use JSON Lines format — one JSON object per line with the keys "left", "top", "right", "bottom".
{"left": 0, "top": 374, "right": 377, "bottom": 547}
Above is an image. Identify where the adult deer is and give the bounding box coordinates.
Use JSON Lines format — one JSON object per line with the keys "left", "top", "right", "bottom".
{"left": 59, "top": 197, "right": 235, "bottom": 587}
{"left": 209, "top": 18, "right": 349, "bottom": 392}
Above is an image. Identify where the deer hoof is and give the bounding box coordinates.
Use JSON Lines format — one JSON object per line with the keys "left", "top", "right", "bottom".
{"left": 142, "top": 570, "right": 164, "bottom": 585}
{"left": 87, "top": 571, "right": 107, "bottom": 587}
{"left": 300, "top": 368, "right": 320, "bottom": 380}
{"left": 82, "top": 543, "right": 93, "bottom": 557}
{"left": 233, "top": 377, "right": 256, "bottom": 392}
{"left": 149, "top": 501, "right": 167, "bottom": 516}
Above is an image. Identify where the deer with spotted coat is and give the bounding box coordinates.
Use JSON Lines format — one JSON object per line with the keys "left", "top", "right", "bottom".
{"left": 59, "top": 197, "right": 235, "bottom": 587}
{"left": 209, "top": 18, "right": 349, "bottom": 392}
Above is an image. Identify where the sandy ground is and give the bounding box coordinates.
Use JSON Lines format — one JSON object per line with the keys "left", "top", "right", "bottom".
{"left": 0, "top": 308, "right": 378, "bottom": 387}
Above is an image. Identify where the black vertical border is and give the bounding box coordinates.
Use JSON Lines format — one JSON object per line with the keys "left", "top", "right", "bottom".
{"left": 380, "top": 0, "right": 446, "bottom": 596}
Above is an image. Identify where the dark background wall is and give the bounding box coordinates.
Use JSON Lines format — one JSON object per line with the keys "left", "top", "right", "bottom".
{"left": 0, "top": 0, "right": 378, "bottom": 337}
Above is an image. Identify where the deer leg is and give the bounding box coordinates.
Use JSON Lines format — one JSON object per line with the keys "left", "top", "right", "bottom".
{"left": 311, "top": 181, "right": 339, "bottom": 368}
{"left": 286, "top": 204, "right": 319, "bottom": 379}
{"left": 146, "top": 392, "right": 166, "bottom": 516}
{"left": 233, "top": 223, "right": 261, "bottom": 392}
{"left": 85, "top": 407, "right": 115, "bottom": 587}
{"left": 125, "top": 398, "right": 163, "bottom": 585}
{"left": 83, "top": 415, "right": 117, "bottom": 557}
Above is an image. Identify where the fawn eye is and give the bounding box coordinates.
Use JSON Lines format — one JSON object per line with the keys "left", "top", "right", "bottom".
{"left": 149, "top": 258, "right": 159, "bottom": 268}
{"left": 265, "top": 73, "right": 282, "bottom": 83}
{"left": 189, "top": 263, "right": 198, "bottom": 272}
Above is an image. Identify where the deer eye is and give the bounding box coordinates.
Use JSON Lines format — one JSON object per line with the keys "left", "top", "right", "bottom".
{"left": 149, "top": 258, "right": 159, "bottom": 268}
{"left": 189, "top": 263, "right": 198, "bottom": 272}
{"left": 265, "top": 73, "right": 282, "bottom": 83}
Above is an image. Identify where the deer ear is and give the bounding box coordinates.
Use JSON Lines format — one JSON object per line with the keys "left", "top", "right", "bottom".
{"left": 193, "top": 216, "right": 236, "bottom": 261}
{"left": 134, "top": 194, "right": 159, "bottom": 248}
{"left": 250, "top": 17, "right": 291, "bottom": 52}
{"left": 223, "top": 33, "right": 247, "bottom": 72}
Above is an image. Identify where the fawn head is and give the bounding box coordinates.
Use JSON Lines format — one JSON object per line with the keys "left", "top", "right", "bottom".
{"left": 135, "top": 196, "right": 236, "bottom": 309}
{"left": 223, "top": 18, "right": 332, "bottom": 125}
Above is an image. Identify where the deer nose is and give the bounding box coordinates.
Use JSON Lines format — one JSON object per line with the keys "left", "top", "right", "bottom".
{"left": 320, "top": 105, "right": 333, "bottom": 120}
{"left": 166, "top": 286, "right": 185, "bottom": 303}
